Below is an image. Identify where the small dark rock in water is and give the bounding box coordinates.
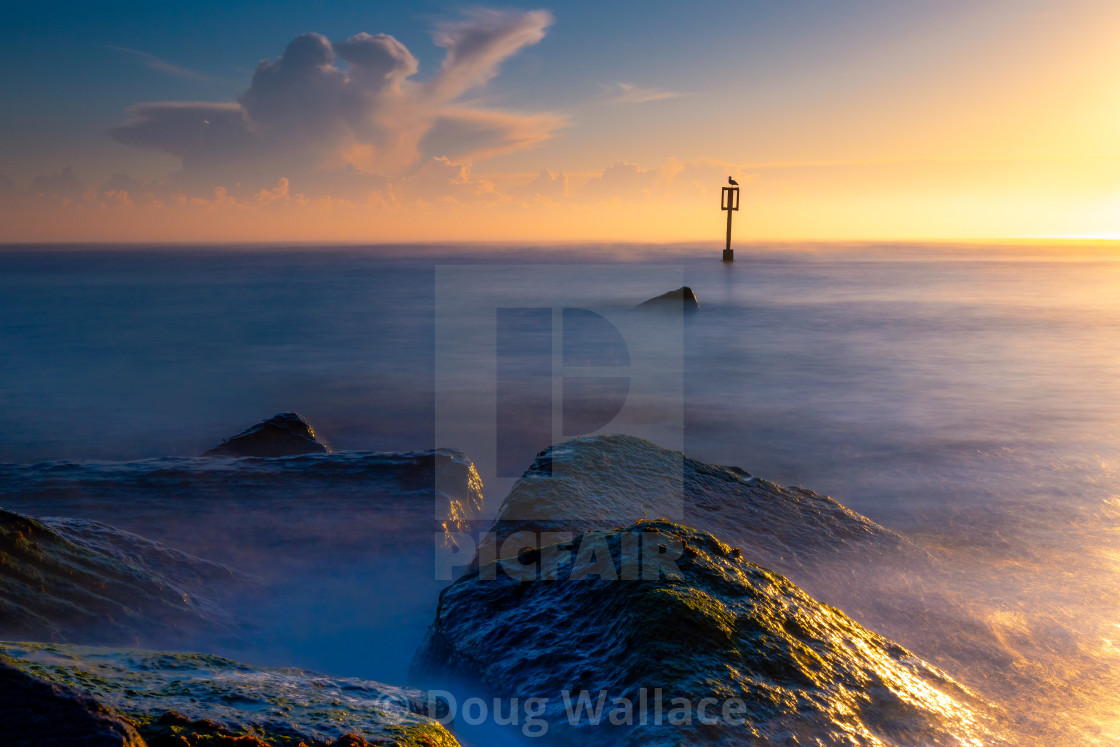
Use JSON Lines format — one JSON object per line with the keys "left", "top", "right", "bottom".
{"left": 637, "top": 286, "right": 700, "bottom": 311}
{"left": 0, "top": 657, "right": 145, "bottom": 746}
{"left": 202, "top": 412, "right": 329, "bottom": 457}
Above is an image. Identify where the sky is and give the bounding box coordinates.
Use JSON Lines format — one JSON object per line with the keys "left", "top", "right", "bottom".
{"left": 2, "top": 0, "right": 1120, "bottom": 243}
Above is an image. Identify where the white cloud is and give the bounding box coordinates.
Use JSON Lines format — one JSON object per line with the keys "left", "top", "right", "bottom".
{"left": 428, "top": 9, "right": 553, "bottom": 100}
{"left": 110, "top": 9, "right": 563, "bottom": 197}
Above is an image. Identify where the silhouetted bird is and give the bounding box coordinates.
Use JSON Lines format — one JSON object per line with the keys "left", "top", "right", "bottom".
{"left": 728, "top": 176, "right": 739, "bottom": 186}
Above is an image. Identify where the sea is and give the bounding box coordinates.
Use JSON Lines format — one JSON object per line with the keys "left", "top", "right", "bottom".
{"left": 1, "top": 242, "right": 1118, "bottom": 744}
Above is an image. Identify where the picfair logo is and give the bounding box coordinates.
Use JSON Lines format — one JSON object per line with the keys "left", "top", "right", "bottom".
{"left": 434, "top": 265, "right": 684, "bottom": 521}
{"left": 496, "top": 307, "right": 631, "bottom": 476}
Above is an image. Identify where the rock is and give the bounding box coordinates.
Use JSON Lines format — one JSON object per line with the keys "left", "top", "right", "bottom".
{"left": 637, "top": 286, "right": 700, "bottom": 312}
{"left": 202, "top": 412, "right": 329, "bottom": 457}
{"left": 483, "top": 434, "right": 916, "bottom": 582}
{"left": 413, "top": 521, "right": 997, "bottom": 746}
{"left": 475, "top": 436, "right": 1020, "bottom": 712}
{"left": 0, "top": 508, "right": 242, "bottom": 645}
{"left": 0, "top": 656, "right": 145, "bottom": 746}
{"left": 0, "top": 448, "right": 484, "bottom": 561}
{"left": 1, "top": 642, "right": 461, "bottom": 747}
{"left": 41, "top": 516, "right": 245, "bottom": 595}
{"left": 0, "top": 448, "right": 484, "bottom": 679}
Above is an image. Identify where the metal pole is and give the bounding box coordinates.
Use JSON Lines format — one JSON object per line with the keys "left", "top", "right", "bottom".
{"left": 725, "top": 199, "right": 733, "bottom": 251}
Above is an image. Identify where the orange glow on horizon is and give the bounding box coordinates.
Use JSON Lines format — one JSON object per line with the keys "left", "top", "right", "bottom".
{"left": 5, "top": 2, "right": 1120, "bottom": 244}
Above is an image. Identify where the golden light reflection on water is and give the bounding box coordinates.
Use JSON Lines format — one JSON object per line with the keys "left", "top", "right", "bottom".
{"left": 940, "top": 491, "right": 1120, "bottom": 745}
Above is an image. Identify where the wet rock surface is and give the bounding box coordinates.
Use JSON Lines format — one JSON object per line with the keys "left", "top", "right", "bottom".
{"left": 0, "top": 447, "right": 484, "bottom": 680}
{"left": 0, "top": 656, "right": 145, "bottom": 746}
{"left": 202, "top": 412, "right": 330, "bottom": 457}
{"left": 1, "top": 641, "right": 462, "bottom": 747}
{"left": 414, "top": 521, "right": 998, "bottom": 746}
{"left": 0, "top": 509, "right": 241, "bottom": 645}
{"left": 0, "top": 447, "right": 483, "bottom": 564}
{"left": 469, "top": 436, "right": 1018, "bottom": 739}
{"left": 485, "top": 434, "right": 915, "bottom": 581}
{"left": 41, "top": 516, "right": 245, "bottom": 596}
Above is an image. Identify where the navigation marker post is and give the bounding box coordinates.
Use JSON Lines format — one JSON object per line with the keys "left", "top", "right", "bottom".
{"left": 721, "top": 185, "right": 739, "bottom": 262}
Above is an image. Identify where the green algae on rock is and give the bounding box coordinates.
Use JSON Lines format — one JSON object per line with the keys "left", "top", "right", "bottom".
{"left": 0, "top": 655, "right": 146, "bottom": 746}
{"left": 0, "top": 509, "right": 242, "bottom": 645}
{"left": 414, "top": 521, "right": 1001, "bottom": 746}
{"left": 0, "top": 641, "right": 461, "bottom": 747}
{"left": 475, "top": 435, "right": 1011, "bottom": 688}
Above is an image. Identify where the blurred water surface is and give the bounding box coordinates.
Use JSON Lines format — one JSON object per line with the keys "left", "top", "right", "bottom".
{"left": 1, "top": 242, "right": 1119, "bottom": 743}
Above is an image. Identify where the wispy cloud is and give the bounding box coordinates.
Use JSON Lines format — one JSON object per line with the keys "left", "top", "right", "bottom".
{"left": 105, "top": 45, "right": 210, "bottom": 81}
{"left": 601, "top": 82, "right": 683, "bottom": 105}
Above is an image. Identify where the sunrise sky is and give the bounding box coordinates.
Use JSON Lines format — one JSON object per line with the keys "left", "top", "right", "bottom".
{"left": 3, "top": 0, "right": 1120, "bottom": 243}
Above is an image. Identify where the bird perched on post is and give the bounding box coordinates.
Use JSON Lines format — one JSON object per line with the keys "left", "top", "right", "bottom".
{"left": 728, "top": 176, "right": 739, "bottom": 186}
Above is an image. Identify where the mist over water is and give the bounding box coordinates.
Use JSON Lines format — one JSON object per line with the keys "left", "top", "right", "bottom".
{"left": 1, "top": 243, "right": 1119, "bottom": 743}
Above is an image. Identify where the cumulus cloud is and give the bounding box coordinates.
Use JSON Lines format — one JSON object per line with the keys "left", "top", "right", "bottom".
{"left": 512, "top": 168, "right": 569, "bottom": 202}
{"left": 111, "top": 9, "right": 562, "bottom": 197}
{"left": 398, "top": 157, "right": 502, "bottom": 205}
{"left": 578, "top": 161, "right": 661, "bottom": 201}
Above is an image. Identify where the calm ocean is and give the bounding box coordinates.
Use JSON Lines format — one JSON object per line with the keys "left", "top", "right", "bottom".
{"left": 1, "top": 243, "right": 1118, "bottom": 741}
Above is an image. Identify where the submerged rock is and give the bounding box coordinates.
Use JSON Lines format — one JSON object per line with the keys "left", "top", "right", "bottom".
{"left": 0, "top": 509, "right": 241, "bottom": 645}
{"left": 0, "top": 447, "right": 484, "bottom": 558}
{"left": 0, "top": 657, "right": 145, "bottom": 746}
{"left": 0, "top": 448, "right": 484, "bottom": 678}
{"left": 202, "top": 412, "right": 329, "bottom": 457}
{"left": 41, "top": 516, "right": 245, "bottom": 595}
{"left": 414, "top": 521, "right": 996, "bottom": 746}
{"left": 637, "top": 286, "right": 700, "bottom": 312}
{"left": 1, "top": 641, "right": 461, "bottom": 746}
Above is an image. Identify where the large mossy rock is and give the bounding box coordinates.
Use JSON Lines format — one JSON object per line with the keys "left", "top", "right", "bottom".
{"left": 0, "top": 657, "right": 145, "bottom": 746}
{"left": 481, "top": 436, "right": 1006, "bottom": 686}
{"left": 1, "top": 642, "right": 461, "bottom": 747}
{"left": 414, "top": 521, "right": 997, "bottom": 746}
{"left": 202, "top": 412, "right": 329, "bottom": 457}
{"left": 0, "top": 509, "right": 241, "bottom": 645}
